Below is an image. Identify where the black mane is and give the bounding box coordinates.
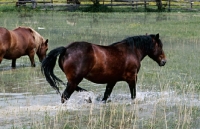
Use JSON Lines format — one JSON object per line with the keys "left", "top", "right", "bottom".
{"left": 111, "top": 35, "right": 154, "bottom": 50}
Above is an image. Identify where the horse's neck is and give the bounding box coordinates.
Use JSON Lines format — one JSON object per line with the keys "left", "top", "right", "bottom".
{"left": 133, "top": 47, "right": 147, "bottom": 61}
{"left": 32, "top": 33, "right": 42, "bottom": 52}
{"left": 114, "top": 43, "right": 147, "bottom": 61}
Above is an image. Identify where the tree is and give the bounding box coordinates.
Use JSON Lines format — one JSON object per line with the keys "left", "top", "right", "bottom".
{"left": 91, "top": 0, "right": 100, "bottom": 6}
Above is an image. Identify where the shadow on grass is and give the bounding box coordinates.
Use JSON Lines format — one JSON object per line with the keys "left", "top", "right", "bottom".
{"left": 73, "top": 5, "right": 172, "bottom": 13}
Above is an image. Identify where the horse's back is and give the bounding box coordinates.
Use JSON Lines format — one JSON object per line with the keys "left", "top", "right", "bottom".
{"left": 12, "top": 27, "right": 34, "bottom": 43}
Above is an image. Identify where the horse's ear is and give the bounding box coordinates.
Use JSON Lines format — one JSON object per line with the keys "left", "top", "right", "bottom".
{"left": 146, "top": 33, "right": 148, "bottom": 36}
{"left": 45, "top": 39, "right": 48, "bottom": 44}
{"left": 155, "top": 33, "right": 159, "bottom": 39}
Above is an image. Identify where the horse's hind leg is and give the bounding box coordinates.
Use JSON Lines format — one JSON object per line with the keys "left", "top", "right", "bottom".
{"left": 12, "top": 59, "right": 16, "bottom": 68}
{"left": 0, "top": 56, "right": 3, "bottom": 64}
{"left": 61, "top": 80, "right": 83, "bottom": 103}
{"left": 102, "top": 82, "right": 116, "bottom": 102}
{"left": 75, "top": 86, "right": 87, "bottom": 92}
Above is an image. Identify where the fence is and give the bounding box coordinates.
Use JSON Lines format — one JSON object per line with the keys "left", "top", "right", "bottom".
{"left": 0, "top": 0, "right": 53, "bottom": 8}
{"left": 0, "top": 0, "right": 200, "bottom": 10}
{"left": 166, "top": 0, "right": 200, "bottom": 11}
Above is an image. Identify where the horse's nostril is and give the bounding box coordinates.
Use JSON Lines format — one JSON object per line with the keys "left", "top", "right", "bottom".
{"left": 159, "top": 60, "right": 166, "bottom": 66}
{"left": 161, "top": 60, "right": 166, "bottom": 65}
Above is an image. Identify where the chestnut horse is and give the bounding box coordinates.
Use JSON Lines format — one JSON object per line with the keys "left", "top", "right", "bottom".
{"left": 41, "top": 34, "right": 166, "bottom": 103}
{"left": 0, "top": 26, "right": 48, "bottom": 67}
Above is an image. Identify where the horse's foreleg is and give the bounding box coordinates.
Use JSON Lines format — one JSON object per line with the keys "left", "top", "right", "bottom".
{"left": 12, "top": 59, "right": 16, "bottom": 68}
{"left": 29, "top": 55, "right": 35, "bottom": 67}
{"left": 128, "top": 82, "right": 136, "bottom": 99}
{"left": 102, "top": 82, "right": 116, "bottom": 102}
{"left": 28, "top": 50, "right": 36, "bottom": 67}
{"left": 128, "top": 75, "right": 137, "bottom": 99}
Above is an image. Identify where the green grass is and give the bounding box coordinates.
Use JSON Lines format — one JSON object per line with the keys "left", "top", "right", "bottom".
{"left": 0, "top": 10, "right": 200, "bottom": 129}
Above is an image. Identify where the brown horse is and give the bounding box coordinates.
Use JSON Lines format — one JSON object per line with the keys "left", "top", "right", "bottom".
{"left": 41, "top": 34, "right": 166, "bottom": 103}
{"left": 0, "top": 26, "right": 48, "bottom": 67}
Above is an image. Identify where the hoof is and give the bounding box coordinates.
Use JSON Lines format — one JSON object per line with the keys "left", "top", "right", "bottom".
{"left": 107, "top": 99, "right": 111, "bottom": 103}
{"left": 61, "top": 97, "right": 67, "bottom": 103}
{"left": 101, "top": 99, "right": 111, "bottom": 103}
{"left": 102, "top": 100, "right": 106, "bottom": 103}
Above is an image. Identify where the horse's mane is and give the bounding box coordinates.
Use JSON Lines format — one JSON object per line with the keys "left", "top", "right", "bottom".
{"left": 111, "top": 35, "right": 154, "bottom": 50}
{"left": 16, "top": 26, "right": 44, "bottom": 51}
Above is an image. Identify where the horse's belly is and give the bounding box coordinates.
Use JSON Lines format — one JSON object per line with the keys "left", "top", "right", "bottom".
{"left": 85, "top": 73, "right": 121, "bottom": 84}
{"left": 4, "top": 53, "right": 23, "bottom": 59}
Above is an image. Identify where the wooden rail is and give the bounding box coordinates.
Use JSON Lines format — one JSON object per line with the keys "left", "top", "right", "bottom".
{"left": 16, "top": 0, "right": 52, "bottom": 8}
{"left": 104, "top": 0, "right": 149, "bottom": 9}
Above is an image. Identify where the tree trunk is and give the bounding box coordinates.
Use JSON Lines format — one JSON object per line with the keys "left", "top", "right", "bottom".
{"left": 156, "top": 0, "right": 162, "bottom": 10}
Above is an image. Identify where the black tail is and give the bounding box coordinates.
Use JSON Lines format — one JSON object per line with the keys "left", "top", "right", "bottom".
{"left": 41, "top": 46, "right": 66, "bottom": 95}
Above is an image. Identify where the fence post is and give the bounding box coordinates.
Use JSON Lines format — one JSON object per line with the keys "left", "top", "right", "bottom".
{"left": 136, "top": 0, "right": 138, "bottom": 9}
{"left": 144, "top": 0, "right": 146, "bottom": 9}
{"left": 168, "top": 0, "right": 171, "bottom": 11}
{"left": 31, "top": 0, "right": 37, "bottom": 8}
{"left": 51, "top": 0, "right": 53, "bottom": 9}
{"left": 132, "top": 0, "right": 134, "bottom": 9}
{"left": 190, "top": 0, "right": 193, "bottom": 9}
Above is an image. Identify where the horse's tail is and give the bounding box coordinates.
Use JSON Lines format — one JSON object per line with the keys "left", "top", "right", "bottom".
{"left": 41, "top": 46, "right": 66, "bottom": 95}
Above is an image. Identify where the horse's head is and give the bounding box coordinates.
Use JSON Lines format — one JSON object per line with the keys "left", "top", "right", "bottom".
{"left": 37, "top": 39, "right": 48, "bottom": 62}
{"left": 148, "top": 34, "right": 166, "bottom": 66}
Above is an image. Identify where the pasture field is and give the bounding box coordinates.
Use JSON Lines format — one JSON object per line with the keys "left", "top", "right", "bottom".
{"left": 0, "top": 11, "right": 200, "bottom": 128}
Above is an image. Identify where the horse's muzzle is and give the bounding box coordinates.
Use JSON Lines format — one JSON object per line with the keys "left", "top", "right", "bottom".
{"left": 39, "top": 58, "right": 44, "bottom": 63}
{"left": 159, "top": 59, "right": 166, "bottom": 66}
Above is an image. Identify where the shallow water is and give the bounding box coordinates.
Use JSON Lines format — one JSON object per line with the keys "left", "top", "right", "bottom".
{"left": 0, "top": 87, "right": 199, "bottom": 128}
